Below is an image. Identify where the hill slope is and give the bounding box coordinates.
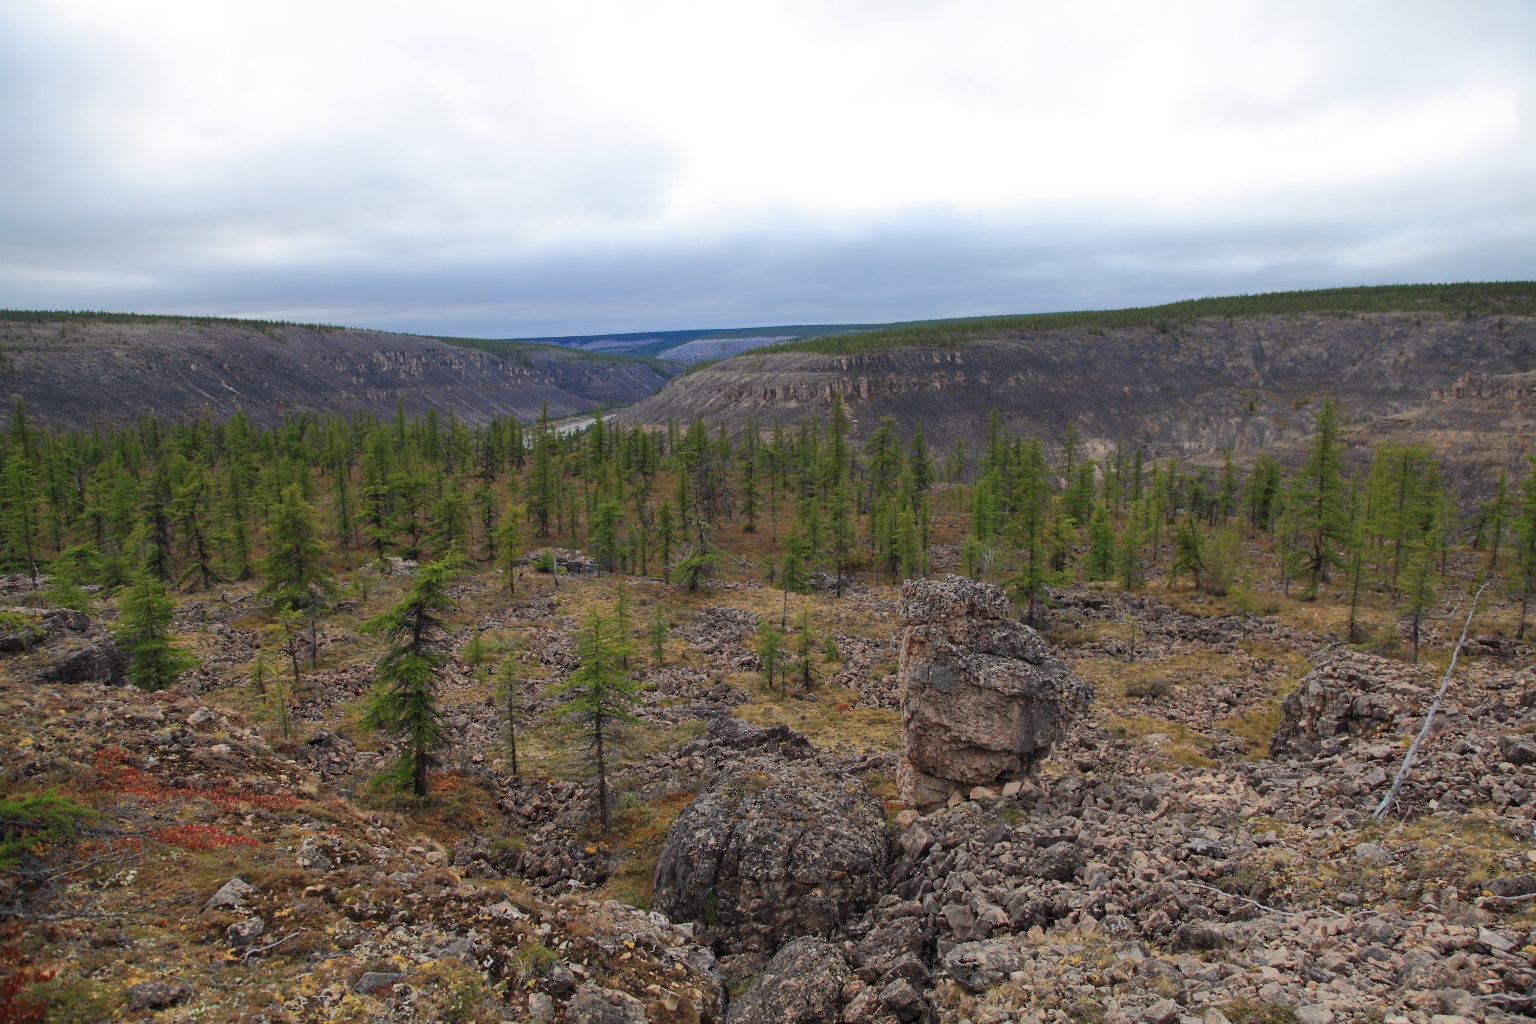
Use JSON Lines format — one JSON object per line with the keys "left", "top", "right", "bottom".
{"left": 615, "top": 305, "right": 1536, "bottom": 478}
{"left": 0, "top": 315, "right": 676, "bottom": 426}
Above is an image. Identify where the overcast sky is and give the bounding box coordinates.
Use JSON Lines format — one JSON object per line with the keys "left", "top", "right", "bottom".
{"left": 2, "top": 1, "right": 1533, "bottom": 337}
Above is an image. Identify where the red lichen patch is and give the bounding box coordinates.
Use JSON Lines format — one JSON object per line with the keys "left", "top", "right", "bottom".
{"left": 89, "top": 747, "right": 299, "bottom": 812}
{"left": 149, "top": 825, "right": 260, "bottom": 851}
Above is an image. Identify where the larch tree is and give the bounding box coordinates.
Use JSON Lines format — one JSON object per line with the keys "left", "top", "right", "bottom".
{"left": 114, "top": 575, "right": 195, "bottom": 691}
{"left": 361, "top": 554, "right": 463, "bottom": 798}
{"left": 259, "top": 484, "right": 335, "bottom": 668}
{"left": 546, "top": 608, "right": 646, "bottom": 829}
{"left": 1292, "top": 399, "right": 1351, "bottom": 597}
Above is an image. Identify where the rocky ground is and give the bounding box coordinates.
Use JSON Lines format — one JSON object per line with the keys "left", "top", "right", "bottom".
{"left": 3, "top": 563, "right": 1536, "bottom": 1024}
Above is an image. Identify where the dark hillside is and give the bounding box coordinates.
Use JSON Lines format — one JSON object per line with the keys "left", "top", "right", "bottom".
{"left": 0, "top": 315, "right": 676, "bottom": 426}
{"left": 616, "top": 309, "right": 1536, "bottom": 481}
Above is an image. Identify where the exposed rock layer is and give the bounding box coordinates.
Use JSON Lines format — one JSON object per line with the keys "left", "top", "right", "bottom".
{"left": 0, "top": 318, "right": 674, "bottom": 427}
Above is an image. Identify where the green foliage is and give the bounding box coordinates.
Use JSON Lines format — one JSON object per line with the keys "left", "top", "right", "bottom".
{"left": 0, "top": 790, "right": 96, "bottom": 867}
{"left": 494, "top": 648, "right": 526, "bottom": 776}
{"left": 114, "top": 575, "right": 194, "bottom": 691}
{"left": 362, "top": 554, "right": 464, "bottom": 797}
{"left": 545, "top": 608, "right": 647, "bottom": 828}
{"left": 670, "top": 547, "right": 719, "bottom": 592}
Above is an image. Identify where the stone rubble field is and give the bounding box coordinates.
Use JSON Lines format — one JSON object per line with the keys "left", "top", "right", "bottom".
{"left": 3, "top": 569, "right": 1536, "bottom": 1024}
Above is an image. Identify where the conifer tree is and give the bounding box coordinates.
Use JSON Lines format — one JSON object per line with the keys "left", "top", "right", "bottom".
{"left": 259, "top": 484, "right": 335, "bottom": 667}
{"left": 115, "top": 575, "right": 194, "bottom": 691}
{"left": 755, "top": 619, "right": 785, "bottom": 693}
{"left": 1083, "top": 504, "right": 1117, "bottom": 581}
{"left": 1513, "top": 457, "right": 1536, "bottom": 640}
{"left": 494, "top": 648, "right": 525, "bottom": 776}
{"left": 361, "top": 555, "right": 463, "bottom": 797}
{"left": 1169, "top": 512, "right": 1204, "bottom": 591}
{"left": 1483, "top": 469, "right": 1510, "bottom": 570}
{"left": 494, "top": 504, "right": 526, "bottom": 594}
{"left": 828, "top": 482, "right": 857, "bottom": 597}
{"left": 546, "top": 608, "right": 646, "bottom": 828}
{"left": 791, "top": 606, "right": 820, "bottom": 691}
{"left": 1292, "top": 399, "right": 1350, "bottom": 596}
{"left": 648, "top": 605, "right": 669, "bottom": 666}
{"left": 1118, "top": 501, "right": 1146, "bottom": 592}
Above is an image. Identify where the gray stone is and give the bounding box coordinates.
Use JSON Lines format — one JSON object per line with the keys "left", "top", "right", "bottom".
{"left": 225, "top": 917, "right": 265, "bottom": 948}
{"left": 896, "top": 577, "right": 1090, "bottom": 806}
{"left": 1436, "top": 989, "right": 1477, "bottom": 1016}
{"left": 1033, "top": 840, "right": 1084, "bottom": 882}
{"left": 126, "top": 979, "right": 193, "bottom": 1010}
{"left": 943, "top": 938, "right": 1023, "bottom": 993}
{"left": 725, "top": 936, "right": 849, "bottom": 1024}
{"left": 205, "top": 876, "right": 258, "bottom": 910}
{"left": 565, "top": 982, "right": 648, "bottom": 1024}
{"left": 1142, "top": 999, "right": 1181, "bottom": 1024}
{"left": 652, "top": 761, "right": 888, "bottom": 953}
{"left": 528, "top": 991, "right": 555, "bottom": 1024}
{"left": 353, "top": 971, "right": 405, "bottom": 995}
{"left": 296, "top": 837, "right": 333, "bottom": 871}
{"left": 33, "top": 635, "right": 127, "bottom": 685}
{"left": 1295, "top": 1005, "right": 1335, "bottom": 1024}
{"left": 1499, "top": 735, "right": 1536, "bottom": 766}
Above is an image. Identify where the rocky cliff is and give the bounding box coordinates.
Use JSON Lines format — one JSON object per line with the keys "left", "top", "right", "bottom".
{"left": 615, "top": 312, "right": 1536, "bottom": 473}
{"left": 0, "top": 317, "right": 675, "bottom": 426}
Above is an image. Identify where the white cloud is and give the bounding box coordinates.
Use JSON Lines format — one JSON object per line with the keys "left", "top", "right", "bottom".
{"left": 0, "top": 0, "right": 1533, "bottom": 332}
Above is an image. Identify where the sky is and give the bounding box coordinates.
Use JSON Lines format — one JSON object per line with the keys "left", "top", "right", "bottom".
{"left": 1, "top": 0, "right": 1533, "bottom": 338}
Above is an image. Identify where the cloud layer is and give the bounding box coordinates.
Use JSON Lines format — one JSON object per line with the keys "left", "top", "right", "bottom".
{"left": 2, "top": 0, "right": 1533, "bottom": 336}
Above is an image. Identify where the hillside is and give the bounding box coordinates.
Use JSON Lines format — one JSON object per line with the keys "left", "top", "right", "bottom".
{"left": 615, "top": 307, "right": 1536, "bottom": 481}
{"left": 0, "top": 314, "right": 677, "bottom": 427}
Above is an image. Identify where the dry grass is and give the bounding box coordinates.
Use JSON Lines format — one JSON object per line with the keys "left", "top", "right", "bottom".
{"left": 1104, "top": 715, "right": 1215, "bottom": 768}
{"left": 596, "top": 791, "right": 695, "bottom": 909}
{"left": 1073, "top": 651, "right": 1241, "bottom": 706}
{"left": 735, "top": 680, "right": 901, "bottom": 754}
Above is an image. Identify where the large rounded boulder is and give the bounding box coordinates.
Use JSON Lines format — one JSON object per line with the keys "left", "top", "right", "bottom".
{"left": 652, "top": 761, "right": 889, "bottom": 953}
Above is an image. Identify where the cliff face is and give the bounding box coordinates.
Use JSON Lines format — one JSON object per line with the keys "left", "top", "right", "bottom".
{"left": 615, "top": 312, "right": 1536, "bottom": 471}
{"left": 0, "top": 319, "right": 673, "bottom": 426}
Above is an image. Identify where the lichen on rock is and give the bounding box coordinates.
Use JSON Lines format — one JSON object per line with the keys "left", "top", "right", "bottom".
{"left": 896, "top": 575, "right": 1091, "bottom": 808}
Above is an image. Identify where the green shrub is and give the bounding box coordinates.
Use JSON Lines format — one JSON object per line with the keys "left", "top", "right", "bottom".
{"left": 0, "top": 791, "right": 96, "bottom": 867}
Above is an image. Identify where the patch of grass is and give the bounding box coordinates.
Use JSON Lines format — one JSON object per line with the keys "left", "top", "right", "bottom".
{"left": 1217, "top": 702, "right": 1283, "bottom": 759}
{"left": 736, "top": 683, "right": 900, "bottom": 754}
{"left": 1105, "top": 716, "right": 1215, "bottom": 768}
{"left": 23, "top": 976, "right": 125, "bottom": 1024}
{"left": 1220, "top": 997, "right": 1299, "bottom": 1024}
{"left": 1073, "top": 651, "right": 1236, "bottom": 706}
{"left": 597, "top": 792, "right": 694, "bottom": 910}
{"left": 0, "top": 790, "right": 97, "bottom": 867}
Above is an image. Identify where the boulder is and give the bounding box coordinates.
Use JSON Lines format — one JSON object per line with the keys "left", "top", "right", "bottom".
{"left": 896, "top": 576, "right": 1090, "bottom": 806}
{"left": 565, "top": 983, "right": 648, "bottom": 1024}
{"left": 1270, "top": 653, "right": 1404, "bottom": 758}
{"left": 126, "top": 979, "right": 193, "bottom": 1010}
{"left": 206, "top": 876, "right": 258, "bottom": 910}
{"left": 226, "top": 917, "right": 265, "bottom": 948}
{"left": 32, "top": 635, "right": 127, "bottom": 685}
{"left": 942, "top": 938, "right": 1023, "bottom": 993}
{"left": 724, "top": 936, "right": 849, "bottom": 1024}
{"left": 652, "top": 761, "right": 889, "bottom": 953}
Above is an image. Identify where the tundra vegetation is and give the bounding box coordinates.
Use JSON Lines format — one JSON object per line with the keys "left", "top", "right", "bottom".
{"left": 0, "top": 383, "right": 1534, "bottom": 1023}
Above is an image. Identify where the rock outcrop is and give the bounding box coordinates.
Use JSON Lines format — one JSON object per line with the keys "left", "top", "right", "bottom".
{"left": 723, "top": 936, "right": 850, "bottom": 1024}
{"left": 1, "top": 605, "right": 127, "bottom": 685}
{"left": 1269, "top": 652, "right": 1412, "bottom": 758}
{"left": 652, "top": 760, "right": 889, "bottom": 953}
{"left": 896, "top": 576, "right": 1090, "bottom": 807}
